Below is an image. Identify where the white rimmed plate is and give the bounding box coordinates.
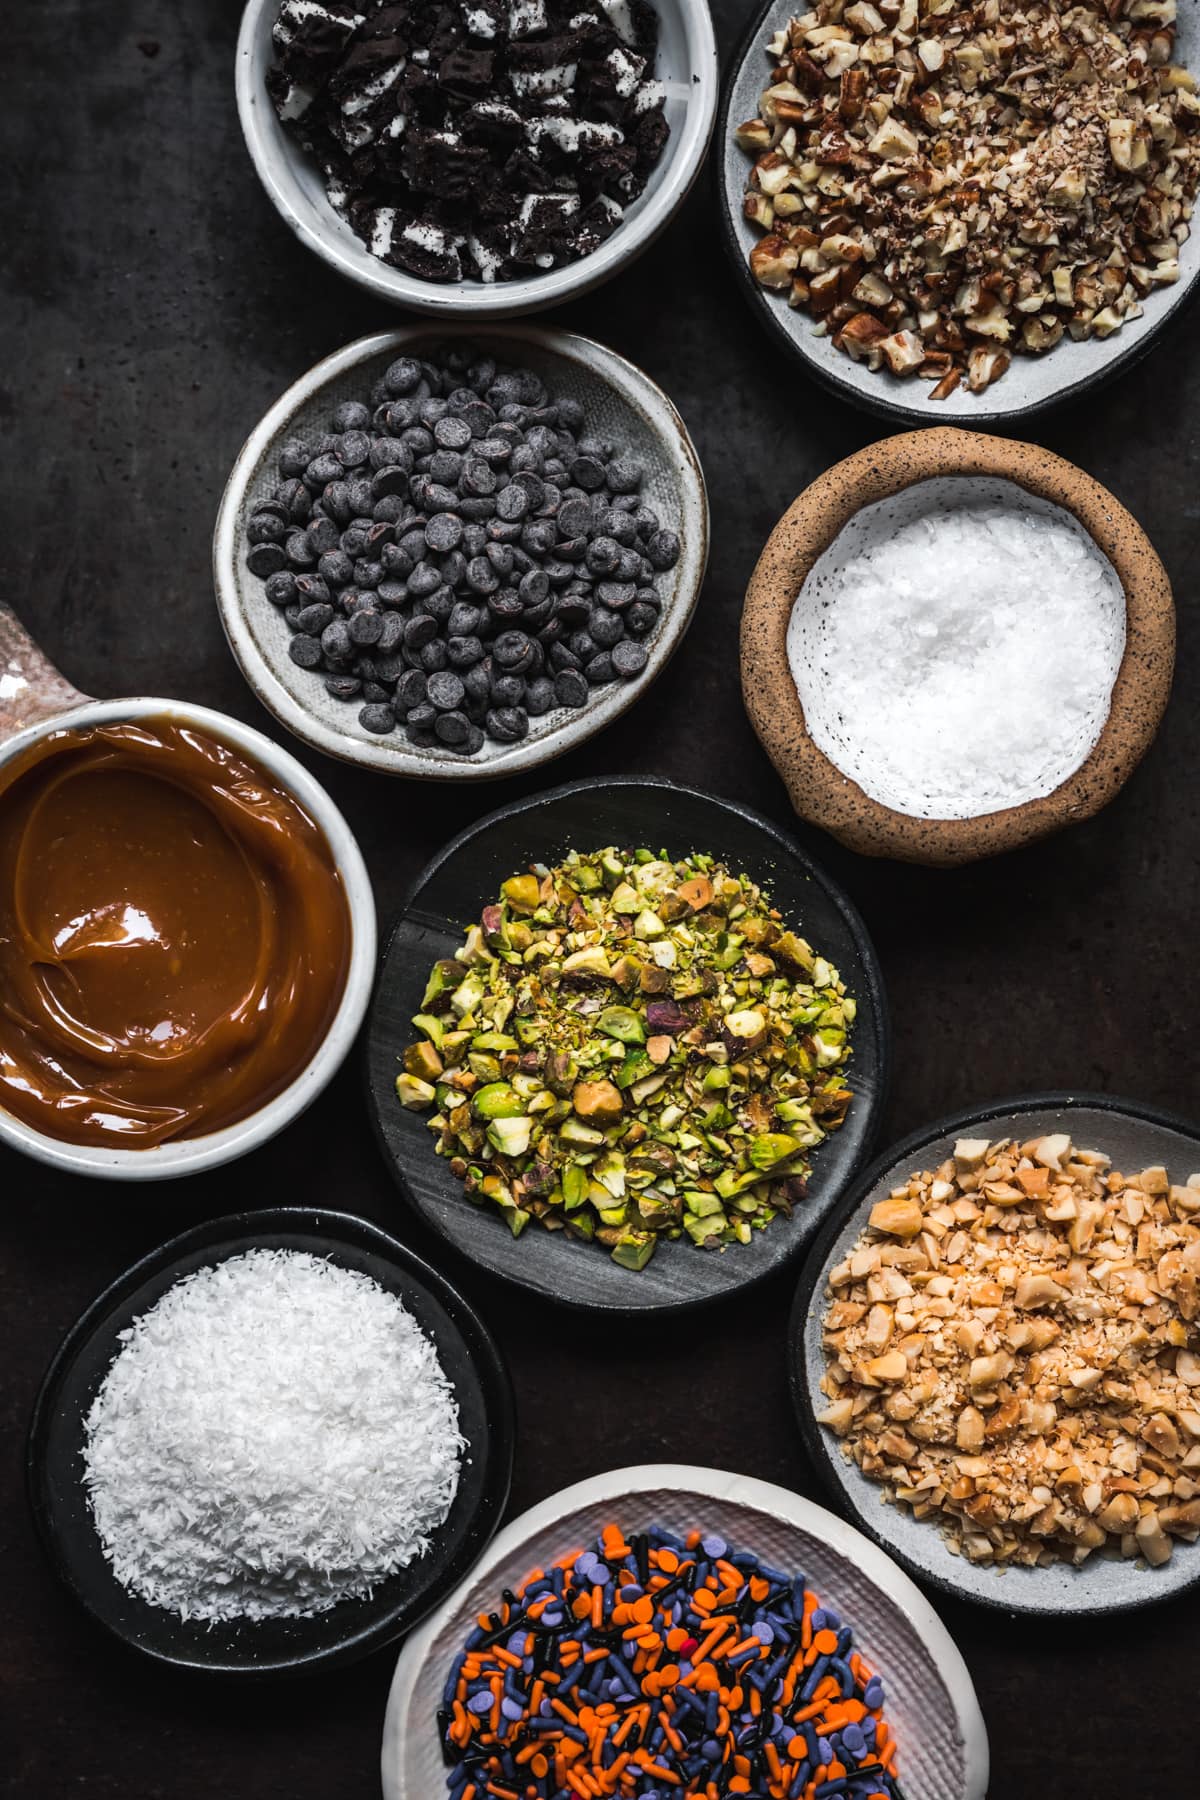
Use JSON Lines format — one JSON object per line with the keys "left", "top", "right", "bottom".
{"left": 381, "top": 1463, "right": 989, "bottom": 1800}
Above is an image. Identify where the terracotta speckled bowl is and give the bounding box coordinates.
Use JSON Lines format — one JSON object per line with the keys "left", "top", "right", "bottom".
{"left": 741, "top": 429, "right": 1175, "bottom": 866}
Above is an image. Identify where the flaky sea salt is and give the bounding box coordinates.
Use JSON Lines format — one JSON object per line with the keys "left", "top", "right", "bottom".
{"left": 786, "top": 493, "right": 1126, "bottom": 820}
{"left": 82, "top": 1250, "right": 463, "bottom": 1623}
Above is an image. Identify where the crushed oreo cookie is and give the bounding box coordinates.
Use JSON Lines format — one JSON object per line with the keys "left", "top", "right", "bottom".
{"left": 266, "top": 1, "right": 670, "bottom": 283}
{"left": 245, "top": 342, "right": 681, "bottom": 753}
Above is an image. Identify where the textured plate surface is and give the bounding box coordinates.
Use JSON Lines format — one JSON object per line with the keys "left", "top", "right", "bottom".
{"left": 381, "top": 1463, "right": 990, "bottom": 1800}
{"left": 717, "top": 0, "right": 1200, "bottom": 426}
{"left": 365, "top": 775, "right": 890, "bottom": 1315}
{"left": 791, "top": 1095, "right": 1200, "bottom": 1616}
{"left": 214, "top": 326, "right": 708, "bottom": 778}
{"left": 236, "top": 0, "right": 718, "bottom": 319}
{"left": 27, "top": 1209, "right": 514, "bottom": 1676}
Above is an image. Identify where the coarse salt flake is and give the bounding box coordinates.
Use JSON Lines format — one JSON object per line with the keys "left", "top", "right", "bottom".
{"left": 786, "top": 488, "right": 1126, "bottom": 821}
{"left": 82, "top": 1250, "right": 464, "bottom": 1623}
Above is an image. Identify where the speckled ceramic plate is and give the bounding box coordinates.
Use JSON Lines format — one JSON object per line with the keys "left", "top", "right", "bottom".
{"left": 365, "top": 776, "right": 890, "bottom": 1316}
{"left": 213, "top": 326, "right": 708, "bottom": 779}
{"left": 717, "top": 0, "right": 1200, "bottom": 426}
{"left": 790, "top": 1094, "right": 1200, "bottom": 1617}
{"left": 381, "top": 1464, "right": 990, "bottom": 1800}
{"left": 27, "top": 1209, "right": 514, "bottom": 1677}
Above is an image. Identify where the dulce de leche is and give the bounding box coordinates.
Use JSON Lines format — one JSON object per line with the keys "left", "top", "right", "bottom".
{"left": 0, "top": 718, "right": 352, "bottom": 1147}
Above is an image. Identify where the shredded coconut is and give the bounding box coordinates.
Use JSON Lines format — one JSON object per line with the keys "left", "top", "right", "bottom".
{"left": 787, "top": 488, "right": 1126, "bottom": 821}
{"left": 82, "top": 1250, "right": 464, "bottom": 1623}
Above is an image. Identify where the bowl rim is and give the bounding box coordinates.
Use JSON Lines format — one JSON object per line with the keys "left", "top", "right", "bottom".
{"left": 0, "top": 696, "right": 377, "bottom": 1180}
{"left": 380, "top": 1461, "right": 991, "bottom": 1800}
{"left": 234, "top": 0, "right": 720, "bottom": 318}
{"left": 26, "top": 1206, "right": 515, "bottom": 1676}
{"left": 363, "top": 771, "right": 893, "bottom": 1316}
{"left": 788, "top": 1089, "right": 1200, "bottom": 1618}
{"left": 740, "top": 427, "right": 1175, "bottom": 866}
{"left": 714, "top": 0, "right": 1200, "bottom": 427}
{"left": 213, "top": 323, "right": 710, "bottom": 780}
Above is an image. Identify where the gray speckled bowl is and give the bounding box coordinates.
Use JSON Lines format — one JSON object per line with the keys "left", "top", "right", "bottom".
{"left": 790, "top": 1094, "right": 1200, "bottom": 1617}
{"left": 717, "top": 0, "right": 1200, "bottom": 426}
{"left": 213, "top": 326, "right": 708, "bottom": 779}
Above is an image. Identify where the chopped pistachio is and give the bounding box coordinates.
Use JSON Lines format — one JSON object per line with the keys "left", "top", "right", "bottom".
{"left": 397, "top": 846, "right": 856, "bottom": 1270}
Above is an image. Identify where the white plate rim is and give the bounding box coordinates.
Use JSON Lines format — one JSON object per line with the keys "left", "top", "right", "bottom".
{"left": 381, "top": 1461, "right": 990, "bottom": 1800}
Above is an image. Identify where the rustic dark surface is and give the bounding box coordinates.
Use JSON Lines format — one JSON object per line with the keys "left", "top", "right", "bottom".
{"left": 1, "top": 3, "right": 1197, "bottom": 1795}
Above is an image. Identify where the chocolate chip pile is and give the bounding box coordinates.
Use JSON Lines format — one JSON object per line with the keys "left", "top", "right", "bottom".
{"left": 267, "top": 0, "right": 670, "bottom": 284}
{"left": 244, "top": 344, "right": 681, "bottom": 753}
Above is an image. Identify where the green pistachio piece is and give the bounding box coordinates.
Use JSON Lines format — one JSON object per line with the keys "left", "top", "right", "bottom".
{"left": 685, "top": 1189, "right": 724, "bottom": 1218}
{"left": 633, "top": 909, "right": 665, "bottom": 940}
{"left": 472, "top": 1082, "right": 525, "bottom": 1120}
{"left": 499, "top": 874, "right": 540, "bottom": 915}
{"left": 749, "top": 1132, "right": 803, "bottom": 1170}
{"left": 562, "top": 946, "right": 614, "bottom": 979}
{"left": 560, "top": 1116, "right": 606, "bottom": 1147}
{"left": 487, "top": 1116, "right": 533, "bottom": 1156}
{"left": 396, "top": 1073, "right": 437, "bottom": 1110}
{"left": 404, "top": 1040, "right": 444, "bottom": 1083}
{"left": 616, "top": 1050, "right": 655, "bottom": 1089}
{"left": 611, "top": 1230, "right": 656, "bottom": 1270}
{"left": 451, "top": 970, "right": 487, "bottom": 1018}
{"left": 593, "top": 1151, "right": 626, "bottom": 1198}
{"left": 562, "top": 1163, "right": 590, "bottom": 1210}
{"left": 421, "top": 960, "right": 465, "bottom": 1007}
{"left": 411, "top": 1012, "right": 445, "bottom": 1048}
{"left": 471, "top": 1031, "right": 520, "bottom": 1053}
{"left": 683, "top": 1213, "right": 727, "bottom": 1245}
{"left": 597, "top": 1006, "right": 646, "bottom": 1045}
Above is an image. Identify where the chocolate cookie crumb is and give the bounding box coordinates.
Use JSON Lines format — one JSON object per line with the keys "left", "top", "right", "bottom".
{"left": 267, "top": 0, "right": 670, "bottom": 284}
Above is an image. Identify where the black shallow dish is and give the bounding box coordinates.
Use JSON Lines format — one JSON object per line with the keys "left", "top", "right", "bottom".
{"left": 365, "top": 775, "right": 890, "bottom": 1316}
{"left": 789, "top": 1093, "right": 1200, "bottom": 1617}
{"left": 27, "top": 1208, "right": 514, "bottom": 1676}
{"left": 716, "top": 0, "right": 1200, "bottom": 428}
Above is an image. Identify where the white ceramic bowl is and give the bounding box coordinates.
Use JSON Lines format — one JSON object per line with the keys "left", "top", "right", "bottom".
{"left": 381, "top": 1463, "right": 990, "bottom": 1800}
{"left": 235, "top": 0, "right": 719, "bottom": 317}
{"left": 213, "top": 325, "right": 709, "bottom": 778}
{"left": 0, "top": 612, "right": 376, "bottom": 1180}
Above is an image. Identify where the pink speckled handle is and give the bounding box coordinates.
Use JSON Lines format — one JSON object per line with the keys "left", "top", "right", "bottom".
{"left": 0, "top": 604, "right": 90, "bottom": 743}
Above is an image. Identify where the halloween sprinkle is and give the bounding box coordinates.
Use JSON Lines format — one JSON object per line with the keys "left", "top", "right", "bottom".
{"left": 439, "top": 1521, "right": 900, "bottom": 1800}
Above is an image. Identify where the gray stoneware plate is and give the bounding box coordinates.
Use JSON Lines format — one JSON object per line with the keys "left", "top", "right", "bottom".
{"left": 717, "top": 0, "right": 1200, "bottom": 426}
{"left": 26, "top": 1209, "right": 514, "bottom": 1677}
{"left": 790, "top": 1094, "right": 1200, "bottom": 1617}
{"left": 365, "top": 776, "right": 890, "bottom": 1316}
{"left": 213, "top": 326, "right": 708, "bottom": 778}
{"left": 381, "top": 1464, "right": 990, "bottom": 1800}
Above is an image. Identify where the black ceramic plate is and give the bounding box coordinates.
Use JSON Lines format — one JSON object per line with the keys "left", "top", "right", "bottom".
{"left": 27, "top": 1208, "right": 514, "bottom": 1676}
{"left": 789, "top": 1093, "right": 1200, "bottom": 1617}
{"left": 365, "top": 776, "right": 890, "bottom": 1315}
{"left": 716, "top": 0, "right": 1200, "bottom": 427}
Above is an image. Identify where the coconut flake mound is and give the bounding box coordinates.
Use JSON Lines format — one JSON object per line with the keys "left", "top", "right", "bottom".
{"left": 787, "top": 492, "right": 1126, "bottom": 822}
{"left": 82, "top": 1250, "right": 464, "bottom": 1623}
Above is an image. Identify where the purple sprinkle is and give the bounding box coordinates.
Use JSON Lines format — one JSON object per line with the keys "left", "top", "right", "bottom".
{"left": 467, "top": 1692, "right": 493, "bottom": 1715}
{"left": 818, "top": 1737, "right": 834, "bottom": 1762}
{"left": 501, "top": 1698, "right": 524, "bottom": 1722}
{"left": 701, "top": 1534, "right": 727, "bottom": 1558}
{"left": 864, "top": 1677, "right": 884, "bottom": 1709}
{"left": 751, "top": 1622, "right": 775, "bottom": 1645}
